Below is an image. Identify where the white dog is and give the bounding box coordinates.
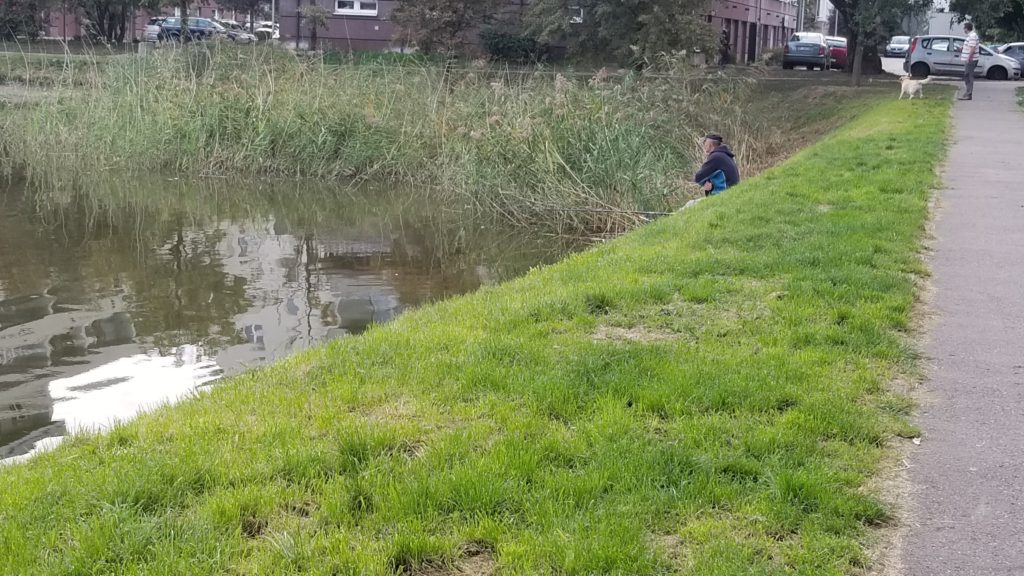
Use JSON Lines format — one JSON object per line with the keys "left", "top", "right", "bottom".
{"left": 899, "top": 75, "right": 932, "bottom": 100}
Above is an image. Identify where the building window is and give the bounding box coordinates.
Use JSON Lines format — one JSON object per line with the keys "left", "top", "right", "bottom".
{"left": 335, "top": 0, "right": 377, "bottom": 15}
{"left": 173, "top": 6, "right": 181, "bottom": 16}
{"left": 212, "top": 8, "right": 220, "bottom": 19}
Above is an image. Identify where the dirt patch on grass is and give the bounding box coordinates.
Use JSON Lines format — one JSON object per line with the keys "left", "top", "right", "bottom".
{"left": 863, "top": 439, "right": 916, "bottom": 576}
{"left": 866, "top": 165, "right": 945, "bottom": 576}
{"left": 654, "top": 533, "right": 686, "bottom": 565}
{"left": 592, "top": 325, "right": 678, "bottom": 343}
{"left": 413, "top": 548, "right": 496, "bottom": 576}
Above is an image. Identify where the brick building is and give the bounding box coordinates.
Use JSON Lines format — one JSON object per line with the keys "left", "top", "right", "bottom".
{"left": 40, "top": 2, "right": 258, "bottom": 41}
{"left": 277, "top": 0, "right": 798, "bottom": 62}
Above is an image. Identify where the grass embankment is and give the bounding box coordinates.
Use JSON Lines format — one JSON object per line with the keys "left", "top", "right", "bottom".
{"left": 0, "top": 47, "right": 113, "bottom": 86}
{"left": 0, "top": 45, "right": 889, "bottom": 229}
{"left": 0, "top": 96, "right": 950, "bottom": 574}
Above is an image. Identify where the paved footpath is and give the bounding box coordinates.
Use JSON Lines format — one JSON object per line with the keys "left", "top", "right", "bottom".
{"left": 901, "top": 82, "right": 1024, "bottom": 575}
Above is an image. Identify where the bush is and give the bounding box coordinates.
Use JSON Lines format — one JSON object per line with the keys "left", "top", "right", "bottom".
{"left": 0, "top": 0, "right": 43, "bottom": 40}
{"left": 763, "top": 47, "right": 784, "bottom": 67}
{"left": 479, "top": 29, "right": 549, "bottom": 63}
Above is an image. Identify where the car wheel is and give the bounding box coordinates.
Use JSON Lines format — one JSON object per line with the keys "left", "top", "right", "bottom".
{"left": 782, "top": 63, "right": 793, "bottom": 70}
{"left": 910, "top": 62, "right": 930, "bottom": 78}
{"left": 987, "top": 66, "right": 1009, "bottom": 81}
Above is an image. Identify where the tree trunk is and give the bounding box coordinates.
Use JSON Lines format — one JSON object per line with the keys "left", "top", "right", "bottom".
{"left": 179, "top": 0, "right": 188, "bottom": 40}
{"left": 114, "top": 4, "right": 126, "bottom": 44}
{"left": 851, "top": 41, "right": 865, "bottom": 87}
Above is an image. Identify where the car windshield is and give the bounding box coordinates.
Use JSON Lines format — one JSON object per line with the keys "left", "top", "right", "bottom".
{"left": 892, "top": 36, "right": 910, "bottom": 44}
{"left": 792, "top": 33, "right": 823, "bottom": 43}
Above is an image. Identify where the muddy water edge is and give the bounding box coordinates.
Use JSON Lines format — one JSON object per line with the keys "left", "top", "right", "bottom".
{"left": 0, "top": 175, "right": 581, "bottom": 461}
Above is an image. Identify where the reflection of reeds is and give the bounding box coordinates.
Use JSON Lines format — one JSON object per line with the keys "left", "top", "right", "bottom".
{"left": 0, "top": 44, "right": 886, "bottom": 233}
{"left": 16, "top": 175, "right": 582, "bottom": 281}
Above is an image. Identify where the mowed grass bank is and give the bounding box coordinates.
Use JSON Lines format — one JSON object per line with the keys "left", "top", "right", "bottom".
{"left": 0, "top": 96, "right": 950, "bottom": 574}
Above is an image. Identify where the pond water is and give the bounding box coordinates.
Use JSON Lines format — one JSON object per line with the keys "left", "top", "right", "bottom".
{"left": 0, "top": 176, "right": 576, "bottom": 462}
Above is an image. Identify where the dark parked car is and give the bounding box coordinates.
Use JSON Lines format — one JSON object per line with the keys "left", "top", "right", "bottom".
{"left": 213, "top": 19, "right": 257, "bottom": 43}
{"left": 158, "top": 17, "right": 225, "bottom": 42}
{"left": 826, "top": 36, "right": 848, "bottom": 69}
{"left": 784, "top": 32, "right": 829, "bottom": 70}
{"left": 997, "top": 42, "right": 1024, "bottom": 68}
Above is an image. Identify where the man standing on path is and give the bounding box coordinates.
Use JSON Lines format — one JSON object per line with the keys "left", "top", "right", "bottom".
{"left": 960, "top": 22, "right": 980, "bottom": 101}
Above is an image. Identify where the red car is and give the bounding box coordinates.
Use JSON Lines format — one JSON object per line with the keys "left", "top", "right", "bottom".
{"left": 827, "top": 36, "right": 848, "bottom": 69}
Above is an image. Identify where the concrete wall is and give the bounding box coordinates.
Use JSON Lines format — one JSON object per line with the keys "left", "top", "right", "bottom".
{"left": 279, "top": 0, "right": 399, "bottom": 51}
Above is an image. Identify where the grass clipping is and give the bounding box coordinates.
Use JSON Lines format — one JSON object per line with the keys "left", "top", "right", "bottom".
{"left": 0, "top": 97, "right": 950, "bottom": 574}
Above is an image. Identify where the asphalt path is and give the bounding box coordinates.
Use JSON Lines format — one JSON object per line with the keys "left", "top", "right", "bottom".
{"left": 900, "top": 80, "right": 1024, "bottom": 576}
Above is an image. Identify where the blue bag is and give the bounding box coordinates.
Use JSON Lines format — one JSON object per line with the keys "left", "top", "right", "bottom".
{"left": 699, "top": 169, "right": 728, "bottom": 196}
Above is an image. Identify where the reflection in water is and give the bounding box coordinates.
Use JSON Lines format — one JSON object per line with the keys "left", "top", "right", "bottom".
{"left": 0, "top": 176, "right": 577, "bottom": 462}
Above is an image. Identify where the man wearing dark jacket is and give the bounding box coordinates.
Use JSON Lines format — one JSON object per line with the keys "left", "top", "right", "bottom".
{"left": 693, "top": 133, "right": 740, "bottom": 195}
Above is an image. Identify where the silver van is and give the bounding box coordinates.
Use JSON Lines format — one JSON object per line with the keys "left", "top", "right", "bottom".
{"left": 904, "top": 35, "right": 1021, "bottom": 80}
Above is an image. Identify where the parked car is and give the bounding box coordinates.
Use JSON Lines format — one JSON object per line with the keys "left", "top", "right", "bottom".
{"left": 997, "top": 42, "right": 1024, "bottom": 68}
{"left": 253, "top": 21, "right": 279, "bottom": 41}
{"left": 826, "top": 36, "right": 848, "bottom": 69}
{"left": 213, "top": 18, "right": 256, "bottom": 43}
{"left": 158, "top": 17, "right": 225, "bottom": 42}
{"left": 904, "top": 35, "right": 1021, "bottom": 80}
{"left": 783, "top": 32, "right": 829, "bottom": 70}
{"left": 143, "top": 17, "right": 165, "bottom": 42}
{"left": 884, "top": 35, "right": 911, "bottom": 58}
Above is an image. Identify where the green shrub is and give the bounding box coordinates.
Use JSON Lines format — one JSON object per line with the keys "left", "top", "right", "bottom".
{"left": 479, "top": 29, "right": 549, "bottom": 63}
{"left": 763, "top": 46, "right": 784, "bottom": 67}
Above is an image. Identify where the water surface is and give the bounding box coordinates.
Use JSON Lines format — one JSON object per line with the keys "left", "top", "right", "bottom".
{"left": 0, "top": 177, "right": 576, "bottom": 461}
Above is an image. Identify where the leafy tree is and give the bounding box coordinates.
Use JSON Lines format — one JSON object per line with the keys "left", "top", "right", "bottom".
{"left": 391, "top": 0, "right": 504, "bottom": 54}
{"left": 299, "top": 4, "right": 328, "bottom": 50}
{"left": 830, "top": 0, "right": 932, "bottom": 85}
{"left": 0, "top": 0, "right": 44, "bottom": 39}
{"left": 949, "top": 0, "right": 1024, "bottom": 41}
{"left": 76, "top": 0, "right": 142, "bottom": 43}
{"left": 526, "top": 0, "right": 714, "bottom": 65}
{"left": 804, "top": 0, "right": 820, "bottom": 30}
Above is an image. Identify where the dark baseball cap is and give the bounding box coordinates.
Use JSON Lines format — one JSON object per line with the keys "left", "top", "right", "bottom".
{"left": 703, "top": 133, "right": 724, "bottom": 144}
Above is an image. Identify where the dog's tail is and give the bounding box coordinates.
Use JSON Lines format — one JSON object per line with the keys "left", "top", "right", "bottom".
{"left": 920, "top": 77, "right": 933, "bottom": 84}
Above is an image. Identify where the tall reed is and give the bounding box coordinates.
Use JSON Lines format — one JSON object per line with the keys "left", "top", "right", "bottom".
{"left": 0, "top": 44, "right": 881, "bottom": 230}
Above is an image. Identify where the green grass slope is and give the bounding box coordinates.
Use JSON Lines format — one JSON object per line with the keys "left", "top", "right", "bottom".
{"left": 0, "top": 96, "right": 951, "bottom": 575}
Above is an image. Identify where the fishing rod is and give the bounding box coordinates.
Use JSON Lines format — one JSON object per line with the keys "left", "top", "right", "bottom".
{"left": 546, "top": 207, "right": 674, "bottom": 217}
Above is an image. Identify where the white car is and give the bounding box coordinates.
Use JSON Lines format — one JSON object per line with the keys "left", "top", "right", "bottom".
{"left": 143, "top": 17, "right": 165, "bottom": 42}
{"left": 253, "top": 21, "right": 279, "bottom": 41}
{"left": 904, "top": 35, "right": 1021, "bottom": 80}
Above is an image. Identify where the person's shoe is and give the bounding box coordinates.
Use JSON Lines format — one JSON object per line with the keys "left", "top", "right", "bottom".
{"left": 958, "top": 95, "right": 973, "bottom": 101}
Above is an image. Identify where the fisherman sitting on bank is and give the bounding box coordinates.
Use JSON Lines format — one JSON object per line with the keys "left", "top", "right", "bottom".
{"left": 694, "top": 133, "right": 740, "bottom": 196}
